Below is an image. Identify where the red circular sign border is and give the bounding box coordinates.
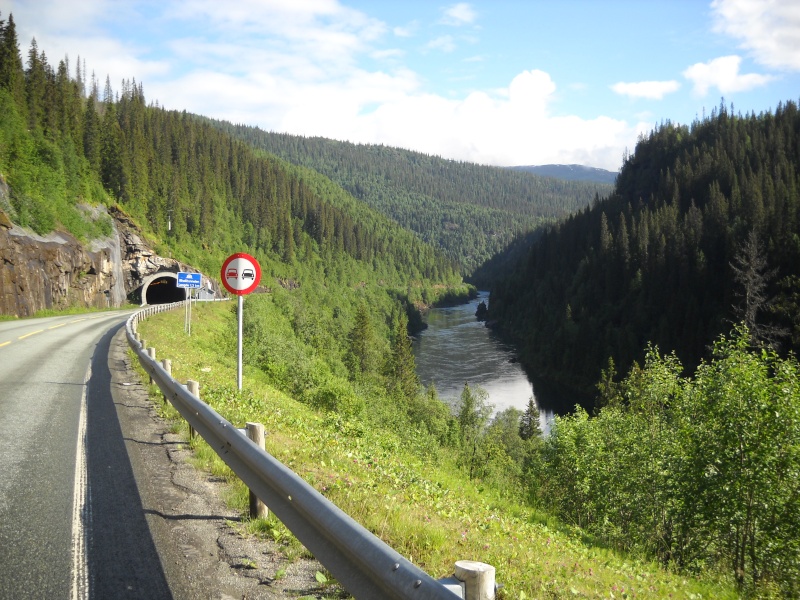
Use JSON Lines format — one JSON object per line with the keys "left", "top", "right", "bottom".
{"left": 220, "top": 252, "right": 262, "bottom": 296}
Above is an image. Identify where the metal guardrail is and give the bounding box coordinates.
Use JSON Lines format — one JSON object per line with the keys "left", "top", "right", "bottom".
{"left": 126, "top": 303, "right": 461, "bottom": 600}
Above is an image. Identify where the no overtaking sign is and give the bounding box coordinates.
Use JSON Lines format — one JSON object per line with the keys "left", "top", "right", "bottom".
{"left": 221, "top": 252, "right": 262, "bottom": 391}
{"left": 221, "top": 253, "right": 261, "bottom": 295}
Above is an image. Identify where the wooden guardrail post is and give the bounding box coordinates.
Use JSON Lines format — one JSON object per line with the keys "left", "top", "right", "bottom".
{"left": 147, "top": 347, "right": 156, "bottom": 383}
{"left": 454, "top": 561, "right": 495, "bottom": 600}
{"left": 161, "top": 359, "right": 172, "bottom": 404}
{"left": 245, "top": 422, "right": 269, "bottom": 519}
{"left": 186, "top": 380, "right": 199, "bottom": 440}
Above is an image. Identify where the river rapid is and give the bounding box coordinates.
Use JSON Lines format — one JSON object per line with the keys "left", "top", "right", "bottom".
{"left": 412, "top": 291, "right": 553, "bottom": 432}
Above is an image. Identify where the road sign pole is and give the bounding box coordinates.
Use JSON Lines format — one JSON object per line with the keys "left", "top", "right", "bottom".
{"left": 220, "top": 253, "right": 261, "bottom": 392}
{"left": 188, "top": 289, "right": 193, "bottom": 336}
{"left": 237, "top": 294, "right": 243, "bottom": 391}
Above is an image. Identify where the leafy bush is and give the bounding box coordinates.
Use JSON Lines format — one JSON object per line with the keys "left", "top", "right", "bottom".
{"left": 533, "top": 326, "right": 800, "bottom": 596}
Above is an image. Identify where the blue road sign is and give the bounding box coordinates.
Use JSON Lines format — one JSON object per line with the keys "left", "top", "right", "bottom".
{"left": 177, "top": 272, "right": 202, "bottom": 288}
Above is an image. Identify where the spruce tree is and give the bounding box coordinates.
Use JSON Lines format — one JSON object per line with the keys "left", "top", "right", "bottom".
{"left": 387, "top": 310, "right": 419, "bottom": 400}
{"left": 518, "top": 397, "right": 541, "bottom": 440}
{"left": 346, "top": 303, "right": 377, "bottom": 377}
{"left": 0, "top": 13, "right": 27, "bottom": 112}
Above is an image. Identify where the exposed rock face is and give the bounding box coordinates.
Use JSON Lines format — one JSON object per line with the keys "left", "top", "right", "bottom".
{"left": 0, "top": 200, "right": 209, "bottom": 317}
{"left": 109, "top": 206, "right": 193, "bottom": 302}
{"left": 0, "top": 213, "right": 123, "bottom": 317}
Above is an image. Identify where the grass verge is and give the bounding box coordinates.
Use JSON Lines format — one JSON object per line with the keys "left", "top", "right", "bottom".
{"left": 135, "top": 301, "right": 738, "bottom": 600}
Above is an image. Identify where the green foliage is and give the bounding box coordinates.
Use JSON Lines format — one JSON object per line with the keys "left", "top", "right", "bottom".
{"left": 532, "top": 327, "right": 800, "bottom": 596}
{"left": 489, "top": 101, "right": 800, "bottom": 409}
{"left": 386, "top": 309, "right": 420, "bottom": 401}
{"left": 518, "top": 397, "right": 541, "bottom": 440}
{"left": 1, "top": 27, "right": 463, "bottom": 294}
{"left": 455, "top": 383, "right": 493, "bottom": 479}
{"left": 210, "top": 123, "right": 611, "bottom": 277}
{"left": 138, "top": 301, "right": 736, "bottom": 599}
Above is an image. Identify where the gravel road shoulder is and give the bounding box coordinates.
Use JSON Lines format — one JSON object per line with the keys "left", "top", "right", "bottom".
{"left": 108, "top": 327, "right": 341, "bottom": 600}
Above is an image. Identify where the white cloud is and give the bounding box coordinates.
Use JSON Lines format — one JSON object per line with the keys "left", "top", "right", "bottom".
{"left": 683, "top": 55, "right": 775, "bottom": 96}
{"left": 278, "top": 69, "right": 636, "bottom": 171}
{"left": 427, "top": 35, "right": 457, "bottom": 53}
{"left": 611, "top": 80, "right": 681, "bottom": 100}
{"left": 393, "top": 23, "right": 416, "bottom": 38}
{"left": 711, "top": 0, "right": 800, "bottom": 71}
{"left": 441, "top": 3, "right": 477, "bottom": 27}
{"left": 2, "top": 0, "right": 636, "bottom": 171}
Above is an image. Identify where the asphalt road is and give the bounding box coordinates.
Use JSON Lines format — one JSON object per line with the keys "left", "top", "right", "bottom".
{"left": 0, "top": 310, "right": 172, "bottom": 600}
{"left": 0, "top": 311, "right": 327, "bottom": 600}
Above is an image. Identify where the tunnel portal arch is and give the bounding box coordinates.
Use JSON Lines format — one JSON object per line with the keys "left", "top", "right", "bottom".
{"left": 140, "top": 272, "right": 187, "bottom": 305}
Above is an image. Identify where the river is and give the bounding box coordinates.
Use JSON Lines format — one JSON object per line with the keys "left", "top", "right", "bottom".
{"left": 412, "top": 291, "right": 553, "bottom": 432}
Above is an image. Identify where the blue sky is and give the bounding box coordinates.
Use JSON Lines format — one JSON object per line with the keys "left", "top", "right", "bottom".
{"left": 2, "top": 0, "right": 798, "bottom": 171}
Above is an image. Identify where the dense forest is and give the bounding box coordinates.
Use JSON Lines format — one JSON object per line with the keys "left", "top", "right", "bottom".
{"left": 488, "top": 100, "right": 800, "bottom": 409}
{"left": 210, "top": 122, "right": 612, "bottom": 277}
{"left": 0, "top": 12, "right": 468, "bottom": 321}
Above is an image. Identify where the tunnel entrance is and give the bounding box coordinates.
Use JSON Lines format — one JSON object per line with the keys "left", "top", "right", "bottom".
{"left": 141, "top": 273, "right": 187, "bottom": 305}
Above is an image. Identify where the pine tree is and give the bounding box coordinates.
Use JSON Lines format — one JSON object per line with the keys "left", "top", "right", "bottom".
{"left": 387, "top": 310, "right": 419, "bottom": 400}
{"left": 25, "top": 38, "right": 46, "bottom": 131}
{"left": 730, "top": 229, "right": 787, "bottom": 349}
{"left": 518, "top": 397, "right": 541, "bottom": 440}
{"left": 0, "top": 13, "right": 26, "bottom": 111}
{"left": 346, "top": 303, "right": 377, "bottom": 377}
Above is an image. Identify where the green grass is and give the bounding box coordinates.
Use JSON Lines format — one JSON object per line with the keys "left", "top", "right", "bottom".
{"left": 135, "top": 302, "right": 738, "bottom": 599}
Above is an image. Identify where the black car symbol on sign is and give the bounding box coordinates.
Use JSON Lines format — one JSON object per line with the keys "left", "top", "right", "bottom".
{"left": 242, "top": 268, "right": 255, "bottom": 280}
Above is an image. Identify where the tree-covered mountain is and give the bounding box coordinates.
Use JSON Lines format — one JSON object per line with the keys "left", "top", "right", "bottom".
{"left": 488, "top": 100, "right": 800, "bottom": 410}
{"left": 209, "top": 123, "right": 613, "bottom": 278}
{"left": 0, "top": 12, "right": 467, "bottom": 319}
{"left": 509, "top": 163, "right": 618, "bottom": 184}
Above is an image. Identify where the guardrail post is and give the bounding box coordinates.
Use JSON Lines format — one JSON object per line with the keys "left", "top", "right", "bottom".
{"left": 161, "top": 359, "right": 172, "bottom": 404}
{"left": 186, "top": 380, "right": 199, "bottom": 440}
{"left": 454, "top": 561, "right": 495, "bottom": 600}
{"left": 147, "top": 347, "right": 156, "bottom": 383}
{"left": 245, "top": 422, "right": 269, "bottom": 519}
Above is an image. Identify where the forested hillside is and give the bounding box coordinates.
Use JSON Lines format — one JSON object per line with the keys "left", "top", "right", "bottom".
{"left": 211, "top": 123, "right": 612, "bottom": 277}
{"left": 488, "top": 100, "right": 800, "bottom": 408}
{"left": 510, "top": 163, "right": 618, "bottom": 184}
{"left": 0, "top": 13, "right": 466, "bottom": 322}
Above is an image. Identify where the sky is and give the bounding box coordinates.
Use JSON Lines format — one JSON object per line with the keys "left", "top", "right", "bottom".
{"left": 1, "top": 0, "right": 798, "bottom": 172}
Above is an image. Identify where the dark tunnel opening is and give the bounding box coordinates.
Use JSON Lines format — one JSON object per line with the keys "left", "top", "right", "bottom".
{"left": 145, "top": 276, "right": 186, "bottom": 304}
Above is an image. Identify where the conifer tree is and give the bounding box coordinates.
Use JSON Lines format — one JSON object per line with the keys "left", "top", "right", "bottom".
{"left": 387, "top": 310, "right": 419, "bottom": 400}
{"left": 25, "top": 38, "right": 46, "bottom": 131}
{"left": 346, "top": 303, "right": 377, "bottom": 377}
{"left": 518, "top": 397, "right": 541, "bottom": 440}
{"left": 731, "top": 229, "right": 787, "bottom": 349}
{"left": 0, "top": 13, "right": 26, "bottom": 112}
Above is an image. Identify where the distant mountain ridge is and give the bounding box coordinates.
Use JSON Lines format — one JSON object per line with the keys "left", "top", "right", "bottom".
{"left": 212, "top": 124, "right": 613, "bottom": 276}
{"left": 510, "top": 164, "right": 618, "bottom": 184}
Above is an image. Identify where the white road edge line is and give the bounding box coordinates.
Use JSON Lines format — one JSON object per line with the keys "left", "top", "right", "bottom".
{"left": 70, "top": 363, "right": 91, "bottom": 600}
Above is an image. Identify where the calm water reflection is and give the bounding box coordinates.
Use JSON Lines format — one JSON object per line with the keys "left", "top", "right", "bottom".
{"left": 413, "top": 291, "right": 553, "bottom": 431}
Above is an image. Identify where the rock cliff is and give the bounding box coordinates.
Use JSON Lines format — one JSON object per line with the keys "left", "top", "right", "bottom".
{"left": 0, "top": 180, "right": 205, "bottom": 317}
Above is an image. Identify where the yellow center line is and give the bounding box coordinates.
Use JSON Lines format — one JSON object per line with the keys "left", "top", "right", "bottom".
{"left": 48, "top": 323, "right": 67, "bottom": 330}
{"left": 70, "top": 318, "right": 87, "bottom": 323}
{"left": 0, "top": 341, "right": 10, "bottom": 348}
{"left": 18, "top": 329, "right": 44, "bottom": 340}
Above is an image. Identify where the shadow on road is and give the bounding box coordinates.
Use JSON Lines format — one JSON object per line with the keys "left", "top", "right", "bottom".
{"left": 86, "top": 323, "right": 173, "bottom": 600}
